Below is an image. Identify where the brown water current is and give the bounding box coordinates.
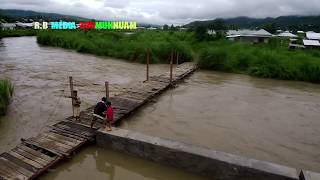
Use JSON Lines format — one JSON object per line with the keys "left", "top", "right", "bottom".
{"left": 1, "top": 37, "right": 320, "bottom": 179}
{"left": 0, "top": 37, "right": 169, "bottom": 153}
{"left": 122, "top": 70, "right": 320, "bottom": 172}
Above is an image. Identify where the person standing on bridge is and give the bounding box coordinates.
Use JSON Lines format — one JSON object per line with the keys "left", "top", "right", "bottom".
{"left": 73, "top": 90, "right": 81, "bottom": 121}
{"left": 91, "top": 97, "right": 107, "bottom": 128}
{"left": 105, "top": 101, "right": 114, "bottom": 131}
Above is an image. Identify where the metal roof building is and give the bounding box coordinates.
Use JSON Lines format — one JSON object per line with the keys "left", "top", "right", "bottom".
{"left": 277, "top": 31, "right": 298, "bottom": 38}
{"left": 0, "top": 23, "right": 16, "bottom": 30}
{"left": 303, "top": 40, "right": 320, "bottom": 47}
{"left": 306, "top": 32, "right": 320, "bottom": 40}
{"left": 226, "top": 29, "right": 273, "bottom": 43}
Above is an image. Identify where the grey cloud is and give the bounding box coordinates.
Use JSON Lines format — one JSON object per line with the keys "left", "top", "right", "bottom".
{"left": 103, "top": 0, "right": 130, "bottom": 9}
{"left": 0, "top": 0, "right": 320, "bottom": 24}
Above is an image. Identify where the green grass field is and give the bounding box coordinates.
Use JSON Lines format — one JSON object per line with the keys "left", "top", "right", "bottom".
{"left": 37, "top": 30, "right": 320, "bottom": 83}
{"left": 0, "top": 79, "right": 14, "bottom": 116}
{"left": 196, "top": 39, "right": 320, "bottom": 83}
{"left": 0, "top": 29, "right": 37, "bottom": 38}
{"left": 37, "top": 30, "right": 193, "bottom": 64}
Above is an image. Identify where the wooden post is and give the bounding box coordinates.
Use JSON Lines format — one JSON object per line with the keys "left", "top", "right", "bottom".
{"left": 69, "top": 76, "right": 74, "bottom": 116}
{"left": 176, "top": 51, "right": 179, "bottom": 66}
{"left": 170, "top": 49, "right": 173, "bottom": 84}
{"left": 105, "top": 81, "right": 109, "bottom": 99}
{"left": 146, "top": 49, "right": 150, "bottom": 82}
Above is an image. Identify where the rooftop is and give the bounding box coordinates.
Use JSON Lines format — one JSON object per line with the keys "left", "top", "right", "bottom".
{"left": 306, "top": 32, "right": 320, "bottom": 40}
{"left": 278, "top": 31, "right": 298, "bottom": 38}
{"left": 227, "top": 29, "right": 273, "bottom": 37}
{"left": 303, "top": 40, "right": 320, "bottom": 46}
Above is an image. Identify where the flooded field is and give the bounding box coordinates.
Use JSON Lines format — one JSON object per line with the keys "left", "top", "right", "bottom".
{"left": 1, "top": 37, "right": 320, "bottom": 179}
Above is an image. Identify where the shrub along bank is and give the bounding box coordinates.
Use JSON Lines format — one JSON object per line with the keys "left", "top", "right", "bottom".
{"left": 0, "top": 29, "right": 37, "bottom": 38}
{"left": 0, "top": 79, "right": 14, "bottom": 116}
{"left": 37, "top": 30, "right": 193, "bottom": 64}
{"left": 197, "top": 40, "right": 320, "bottom": 83}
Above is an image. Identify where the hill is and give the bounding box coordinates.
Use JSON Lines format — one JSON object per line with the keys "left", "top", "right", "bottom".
{"left": 0, "top": 9, "right": 90, "bottom": 22}
{"left": 185, "top": 16, "right": 320, "bottom": 32}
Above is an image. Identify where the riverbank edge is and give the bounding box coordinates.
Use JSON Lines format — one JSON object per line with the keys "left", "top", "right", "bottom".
{"left": 0, "top": 30, "right": 37, "bottom": 38}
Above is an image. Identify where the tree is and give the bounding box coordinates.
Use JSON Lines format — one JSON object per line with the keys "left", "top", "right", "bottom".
{"left": 170, "top": 24, "right": 176, "bottom": 30}
{"left": 262, "top": 23, "right": 277, "bottom": 34}
{"left": 163, "top": 24, "right": 169, "bottom": 30}
{"left": 194, "top": 26, "right": 208, "bottom": 41}
{"left": 209, "top": 19, "right": 227, "bottom": 31}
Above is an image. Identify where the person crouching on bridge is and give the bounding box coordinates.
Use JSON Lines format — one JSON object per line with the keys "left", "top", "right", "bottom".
{"left": 91, "top": 97, "right": 107, "bottom": 128}
{"left": 105, "top": 101, "right": 114, "bottom": 131}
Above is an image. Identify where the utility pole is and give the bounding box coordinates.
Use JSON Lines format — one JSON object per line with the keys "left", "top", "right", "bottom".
{"left": 176, "top": 51, "right": 179, "bottom": 66}
{"left": 105, "top": 81, "right": 109, "bottom": 99}
{"left": 146, "top": 48, "right": 150, "bottom": 82}
{"left": 69, "top": 76, "right": 74, "bottom": 116}
{"left": 170, "top": 49, "right": 173, "bottom": 84}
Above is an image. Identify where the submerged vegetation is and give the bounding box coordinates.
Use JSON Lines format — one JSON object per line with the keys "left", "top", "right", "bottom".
{"left": 37, "top": 30, "right": 320, "bottom": 83}
{"left": 0, "top": 79, "right": 14, "bottom": 116}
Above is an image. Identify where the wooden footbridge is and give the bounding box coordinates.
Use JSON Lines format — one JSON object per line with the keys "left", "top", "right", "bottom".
{"left": 0, "top": 62, "right": 197, "bottom": 180}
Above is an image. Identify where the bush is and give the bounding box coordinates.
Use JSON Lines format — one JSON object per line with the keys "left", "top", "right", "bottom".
{"left": 37, "top": 30, "right": 193, "bottom": 64}
{"left": 0, "top": 79, "right": 14, "bottom": 116}
{"left": 197, "top": 40, "right": 320, "bottom": 82}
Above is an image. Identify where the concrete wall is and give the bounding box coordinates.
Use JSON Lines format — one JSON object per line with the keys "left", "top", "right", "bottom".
{"left": 96, "top": 128, "right": 299, "bottom": 180}
{"left": 300, "top": 170, "right": 320, "bottom": 180}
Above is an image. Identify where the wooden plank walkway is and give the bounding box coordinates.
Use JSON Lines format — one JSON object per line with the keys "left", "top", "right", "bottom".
{"left": 0, "top": 62, "right": 197, "bottom": 180}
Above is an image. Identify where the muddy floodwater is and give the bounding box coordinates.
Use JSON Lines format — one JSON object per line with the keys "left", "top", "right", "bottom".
{"left": 0, "top": 37, "right": 170, "bottom": 152}
{"left": 1, "top": 37, "right": 320, "bottom": 179}
{"left": 122, "top": 70, "right": 320, "bottom": 172}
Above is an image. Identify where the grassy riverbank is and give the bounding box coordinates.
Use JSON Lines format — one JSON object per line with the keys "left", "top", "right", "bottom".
{"left": 197, "top": 40, "right": 320, "bottom": 83}
{"left": 0, "top": 79, "right": 14, "bottom": 116}
{"left": 37, "top": 30, "right": 320, "bottom": 83}
{"left": 37, "top": 30, "right": 193, "bottom": 63}
{"left": 0, "top": 29, "right": 37, "bottom": 38}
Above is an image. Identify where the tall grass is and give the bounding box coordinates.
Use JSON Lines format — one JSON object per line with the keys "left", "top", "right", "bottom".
{"left": 0, "top": 79, "right": 14, "bottom": 116}
{"left": 197, "top": 40, "right": 320, "bottom": 83}
{"left": 0, "top": 30, "right": 37, "bottom": 38}
{"left": 37, "top": 30, "right": 320, "bottom": 83}
{"left": 37, "top": 30, "right": 193, "bottom": 63}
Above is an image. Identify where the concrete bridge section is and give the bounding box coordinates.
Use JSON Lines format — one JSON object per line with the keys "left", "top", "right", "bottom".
{"left": 96, "top": 128, "right": 319, "bottom": 180}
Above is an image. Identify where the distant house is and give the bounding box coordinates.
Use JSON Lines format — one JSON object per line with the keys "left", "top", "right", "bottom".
{"left": 147, "top": 27, "right": 157, "bottom": 30}
{"left": 137, "top": 27, "right": 146, "bottom": 30}
{"left": 303, "top": 40, "right": 320, "bottom": 48}
{"left": 207, "top": 30, "right": 216, "bottom": 35}
{"left": 302, "top": 32, "right": 320, "bottom": 48}
{"left": 306, "top": 31, "right": 320, "bottom": 40}
{"left": 0, "top": 23, "right": 16, "bottom": 30}
{"left": 179, "top": 27, "right": 188, "bottom": 31}
{"left": 277, "top": 31, "right": 298, "bottom": 38}
{"left": 16, "top": 22, "right": 34, "bottom": 29}
{"left": 226, "top": 29, "right": 273, "bottom": 43}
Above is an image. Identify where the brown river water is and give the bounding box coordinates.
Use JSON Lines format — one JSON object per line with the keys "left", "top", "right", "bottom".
{"left": 1, "top": 37, "right": 320, "bottom": 179}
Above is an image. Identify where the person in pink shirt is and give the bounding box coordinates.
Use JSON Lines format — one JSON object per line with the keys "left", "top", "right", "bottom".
{"left": 105, "top": 101, "right": 114, "bottom": 131}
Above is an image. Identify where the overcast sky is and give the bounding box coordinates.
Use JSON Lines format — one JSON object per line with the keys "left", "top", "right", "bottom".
{"left": 1, "top": 0, "right": 320, "bottom": 25}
